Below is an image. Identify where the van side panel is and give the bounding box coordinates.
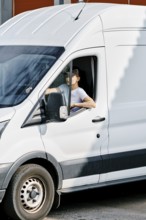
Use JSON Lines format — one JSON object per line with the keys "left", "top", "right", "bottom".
{"left": 104, "top": 30, "right": 146, "bottom": 181}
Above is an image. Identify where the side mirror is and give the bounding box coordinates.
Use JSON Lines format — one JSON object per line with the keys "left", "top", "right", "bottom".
{"left": 46, "top": 92, "right": 68, "bottom": 122}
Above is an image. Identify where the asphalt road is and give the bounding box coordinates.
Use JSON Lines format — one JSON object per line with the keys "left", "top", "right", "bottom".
{"left": 46, "top": 180, "right": 146, "bottom": 220}
{"left": 1, "top": 180, "right": 146, "bottom": 220}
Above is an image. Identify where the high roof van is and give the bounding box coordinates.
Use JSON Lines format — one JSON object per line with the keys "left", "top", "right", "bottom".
{"left": 0, "top": 2, "right": 146, "bottom": 220}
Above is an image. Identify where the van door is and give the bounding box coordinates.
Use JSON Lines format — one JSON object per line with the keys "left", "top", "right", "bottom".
{"left": 40, "top": 48, "right": 109, "bottom": 190}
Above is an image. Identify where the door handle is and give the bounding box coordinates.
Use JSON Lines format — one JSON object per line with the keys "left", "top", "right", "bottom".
{"left": 92, "top": 117, "right": 105, "bottom": 123}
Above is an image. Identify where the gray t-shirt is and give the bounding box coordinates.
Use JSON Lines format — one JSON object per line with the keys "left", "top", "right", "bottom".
{"left": 59, "top": 84, "right": 88, "bottom": 111}
{"left": 71, "top": 87, "right": 88, "bottom": 104}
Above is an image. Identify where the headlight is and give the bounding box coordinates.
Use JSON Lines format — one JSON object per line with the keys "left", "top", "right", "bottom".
{"left": 0, "top": 121, "right": 9, "bottom": 137}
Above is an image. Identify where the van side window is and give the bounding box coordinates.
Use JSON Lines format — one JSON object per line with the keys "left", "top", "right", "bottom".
{"left": 45, "top": 56, "right": 97, "bottom": 117}
{"left": 73, "top": 56, "right": 97, "bottom": 101}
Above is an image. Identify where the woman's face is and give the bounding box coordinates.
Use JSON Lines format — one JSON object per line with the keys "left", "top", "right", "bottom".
{"left": 66, "top": 74, "right": 80, "bottom": 85}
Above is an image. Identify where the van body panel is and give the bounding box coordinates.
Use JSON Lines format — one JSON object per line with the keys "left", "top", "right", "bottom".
{"left": 103, "top": 28, "right": 146, "bottom": 181}
{"left": 0, "top": 3, "right": 112, "bottom": 47}
{"left": 0, "top": 108, "right": 15, "bottom": 121}
{"left": 2, "top": 151, "right": 63, "bottom": 189}
{"left": 0, "top": 101, "right": 45, "bottom": 163}
{"left": 62, "top": 16, "right": 104, "bottom": 55}
{"left": 100, "top": 5, "right": 146, "bottom": 30}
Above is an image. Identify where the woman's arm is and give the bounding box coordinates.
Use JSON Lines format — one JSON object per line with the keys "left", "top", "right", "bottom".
{"left": 45, "top": 87, "right": 59, "bottom": 95}
{"left": 71, "top": 96, "right": 96, "bottom": 109}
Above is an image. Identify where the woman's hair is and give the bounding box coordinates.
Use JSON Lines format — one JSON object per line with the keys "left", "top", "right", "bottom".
{"left": 65, "top": 68, "right": 80, "bottom": 77}
{"left": 72, "top": 68, "right": 79, "bottom": 76}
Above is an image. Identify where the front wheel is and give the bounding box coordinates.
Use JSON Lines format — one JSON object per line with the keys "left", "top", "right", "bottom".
{"left": 3, "top": 164, "right": 55, "bottom": 220}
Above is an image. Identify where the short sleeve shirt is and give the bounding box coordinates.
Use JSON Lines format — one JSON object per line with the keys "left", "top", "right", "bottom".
{"left": 71, "top": 87, "right": 88, "bottom": 105}
{"left": 58, "top": 84, "right": 88, "bottom": 112}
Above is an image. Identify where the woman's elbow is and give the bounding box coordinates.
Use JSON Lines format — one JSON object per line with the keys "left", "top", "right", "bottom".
{"left": 93, "top": 102, "right": 96, "bottom": 108}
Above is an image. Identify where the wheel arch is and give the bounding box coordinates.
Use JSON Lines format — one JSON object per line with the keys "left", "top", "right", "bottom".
{"left": 2, "top": 151, "right": 63, "bottom": 191}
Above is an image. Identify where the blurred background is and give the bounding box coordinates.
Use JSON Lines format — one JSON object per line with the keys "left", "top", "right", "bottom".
{"left": 0, "top": 0, "right": 145, "bottom": 24}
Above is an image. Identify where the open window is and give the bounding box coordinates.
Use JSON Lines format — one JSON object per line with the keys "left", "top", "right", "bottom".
{"left": 44, "top": 55, "right": 97, "bottom": 121}
{"left": 23, "top": 55, "right": 97, "bottom": 126}
{"left": 73, "top": 56, "right": 97, "bottom": 100}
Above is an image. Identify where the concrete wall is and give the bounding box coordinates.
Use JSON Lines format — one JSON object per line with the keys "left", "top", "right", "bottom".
{"left": 0, "top": 0, "right": 12, "bottom": 24}
{"left": 54, "top": 0, "right": 71, "bottom": 4}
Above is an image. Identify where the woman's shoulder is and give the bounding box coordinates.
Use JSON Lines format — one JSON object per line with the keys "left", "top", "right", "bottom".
{"left": 77, "top": 87, "right": 87, "bottom": 94}
{"left": 77, "top": 87, "right": 85, "bottom": 92}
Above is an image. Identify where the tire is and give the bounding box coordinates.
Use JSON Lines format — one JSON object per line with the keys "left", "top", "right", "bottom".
{"left": 3, "top": 164, "right": 55, "bottom": 220}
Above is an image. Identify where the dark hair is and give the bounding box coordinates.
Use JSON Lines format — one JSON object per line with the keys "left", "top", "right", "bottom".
{"left": 65, "top": 68, "right": 80, "bottom": 77}
{"left": 72, "top": 68, "right": 79, "bottom": 76}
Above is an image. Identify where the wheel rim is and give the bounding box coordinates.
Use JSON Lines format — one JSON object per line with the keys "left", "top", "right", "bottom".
{"left": 20, "top": 177, "right": 46, "bottom": 213}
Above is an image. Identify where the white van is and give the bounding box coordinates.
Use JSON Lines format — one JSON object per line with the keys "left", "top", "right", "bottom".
{"left": 0, "top": 2, "right": 146, "bottom": 219}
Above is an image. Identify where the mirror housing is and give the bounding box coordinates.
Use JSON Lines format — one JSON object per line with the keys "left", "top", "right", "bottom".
{"left": 46, "top": 92, "right": 68, "bottom": 122}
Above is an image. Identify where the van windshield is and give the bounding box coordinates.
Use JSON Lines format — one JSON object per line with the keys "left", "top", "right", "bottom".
{"left": 0, "top": 45, "right": 64, "bottom": 107}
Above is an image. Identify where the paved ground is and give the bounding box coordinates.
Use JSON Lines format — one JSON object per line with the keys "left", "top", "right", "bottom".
{"left": 46, "top": 180, "right": 146, "bottom": 220}
{"left": 1, "top": 180, "right": 146, "bottom": 219}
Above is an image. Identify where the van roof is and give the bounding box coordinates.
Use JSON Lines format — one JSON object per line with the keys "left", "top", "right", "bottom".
{"left": 0, "top": 3, "right": 146, "bottom": 46}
